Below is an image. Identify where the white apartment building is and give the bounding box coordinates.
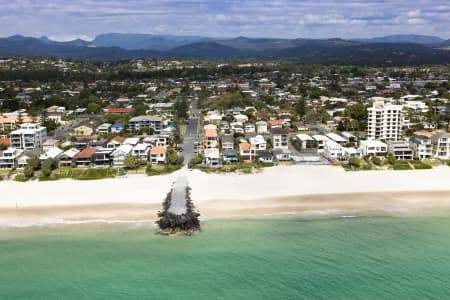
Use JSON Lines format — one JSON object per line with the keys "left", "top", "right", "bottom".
{"left": 367, "top": 99, "right": 402, "bottom": 141}
{"left": 323, "top": 140, "right": 345, "bottom": 161}
{"left": 10, "top": 123, "right": 47, "bottom": 150}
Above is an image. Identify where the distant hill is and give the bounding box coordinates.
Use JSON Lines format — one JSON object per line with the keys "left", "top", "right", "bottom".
{"left": 93, "top": 33, "right": 207, "bottom": 51}
{"left": 167, "top": 41, "right": 244, "bottom": 58}
{"left": 1, "top": 34, "right": 450, "bottom": 64}
{"left": 355, "top": 34, "right": 445, "bottom": 45}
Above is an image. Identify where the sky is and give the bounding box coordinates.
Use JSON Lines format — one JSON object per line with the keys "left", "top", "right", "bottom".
{"left": 0, "top": 0, "right": 449, "bottom": 41}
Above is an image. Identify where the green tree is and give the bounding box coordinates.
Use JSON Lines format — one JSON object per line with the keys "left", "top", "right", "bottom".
{"left": 87, "top": 102, "right": 101, "bottom": 114}
{"left": 174, "top": 98, "right": 189, "bottom": 119}
{"left": 166, "top": 148, "right": 184, "bottom": 166}
{"left": 24, "top": 165, "right": 34, "bottom": 178}
{"left": 123, "top": 156, "right": 140, "bottom": 170}
{"left": 27, "top": 156, "right": 40, "bottom": 170}
{"left": 295, "top": 98, "right": 306, "bottom": 119}
{"left": 41, "top": 158, "right": 56, "bottom": 177}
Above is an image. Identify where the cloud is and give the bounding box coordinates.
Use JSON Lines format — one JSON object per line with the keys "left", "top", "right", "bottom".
{"left": 0, "top": 0, "right": 448, "bottom": 39}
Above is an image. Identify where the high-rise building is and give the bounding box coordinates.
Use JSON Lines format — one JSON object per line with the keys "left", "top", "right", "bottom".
{"left": 367, "top": 99, "right": 402, "bottom": 141}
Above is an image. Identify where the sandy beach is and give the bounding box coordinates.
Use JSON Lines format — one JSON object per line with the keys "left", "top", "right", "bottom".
{"left": 1, "top": 165, "right": 450, "bottom": 225}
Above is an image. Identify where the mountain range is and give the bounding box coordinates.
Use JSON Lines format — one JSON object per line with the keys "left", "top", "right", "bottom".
{"left": 0, "top": 34, "right": 449, "bottom": 64}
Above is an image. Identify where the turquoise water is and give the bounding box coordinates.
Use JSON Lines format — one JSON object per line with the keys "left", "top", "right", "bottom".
{"left": 1, "top": 216, "right": 450, "bottom": 299}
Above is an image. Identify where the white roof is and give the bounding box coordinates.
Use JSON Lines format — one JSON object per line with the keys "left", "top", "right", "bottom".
{"left": 123, "top": 138, "right": 140, "bottom": 146}
{"left": 249, "top": 135, "right": 265, "bottom": 144}
{"left": 341, "top": 132, "right": 356, "bottom": 139}
{"left": 204, "top": 124, "right": 218, "bottom": 131}
{"left": 312, "top": 135, "right": 331, "bottom": 142}
{"left": 204, "top": 148, "right": 220, "bottom": 159}
{"left": 62, "top": 148, "right": 80, "bottom": 158}
{"left": 133, "top": 143, "right": 150, "bottom": 151}
{"left": 113, "top": 144, "right": 133, "bottom": 155}
{"left": 326, "top": 133, "right": 346, "bottom": 143}
{"left": 361, "top": 140, "right": 387, "bottom": 147}
{"left": 40, "top": 147, "right": 63, "bottom": 160}
{"left": 296, "top": 134, "right": 313, "bottom": 141}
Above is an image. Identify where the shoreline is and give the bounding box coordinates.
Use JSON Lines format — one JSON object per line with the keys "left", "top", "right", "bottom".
{"left": 1, "top": 190, "right": 450, "bottom": 227}
{"left": 1, "top": 165, "right": 450, "bottom": 227}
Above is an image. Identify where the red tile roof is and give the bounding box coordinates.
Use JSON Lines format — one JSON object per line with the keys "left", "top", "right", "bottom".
{"left": 205, "top": 129, "right": 218, "bottom": 138}
{"left": 76, "top": 148, "right": 97, "bottom": 158}
{"left": 151, "top": 146, "right": 166, "bottom": 155}
{"left": 110, "top": 136, "right": 125, "bottom": 143}
{"left": 0, "top": 137, "right": 10, "bottom": 145}
{"left": 268, "top": 119, "right": 283, "bottom": 126}
{"left": 107, "top": 108, "right": 134, "bottom": 114}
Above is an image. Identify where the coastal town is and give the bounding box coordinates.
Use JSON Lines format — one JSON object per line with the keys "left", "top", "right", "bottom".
{"left": 0, "top": 58, "right": 450, "bottom": 181}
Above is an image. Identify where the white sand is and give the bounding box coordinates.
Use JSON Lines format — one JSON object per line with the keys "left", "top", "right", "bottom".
{"left": 1, "top": 165, "right": 450, "bottom": 208}
{"left": 1, "top": 165, "right": 450, "bottom": 225}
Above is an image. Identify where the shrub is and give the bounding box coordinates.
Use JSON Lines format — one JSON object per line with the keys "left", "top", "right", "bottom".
{"left": 188, "top": 155, "right": 203, "bottom": 168}
{"left": 393, "top": 163, "right": 413, "bottom": 170}
{"left": 14, "top": 174, "right": 29, "bottom": 182}
{"left": 348, "top": 157, "right": 362, "bottom": 168}
{"left": 24, "top": 165, "right": 35, "bottom": 178}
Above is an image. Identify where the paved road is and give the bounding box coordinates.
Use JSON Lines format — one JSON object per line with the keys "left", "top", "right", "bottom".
{"left": 181, "top": 98, "right": 201, "bottom": 166}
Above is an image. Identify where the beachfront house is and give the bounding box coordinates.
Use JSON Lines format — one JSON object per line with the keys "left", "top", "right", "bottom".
{"left": 359, "top": 140, "right": 388, "bottom": 157}
{"left": 258, "top": 151, "right": 274, "bottom": 163}
{"left": 221, "top": 135, "right": 235, "bottom": 151}
{"left": 323, "top": 140, "right": 345, "bottom": 161}
{"left": 249, "top": 135, "right": 267, "bottom": 151}
{"left": 93, "top": 148, "right": 114, "bottom": 167}
{"left": 239, "top": 142, "right": 257, "bottom": 161}
{"left": 273, "top": 149, "right": 291, "bottom": 161}
{"left": 204, "top": 148, "right": 221, "bottom": 167}
{"left": 112, "top": 144, "right": 133, "bottom": 167}
{"left": 0, "top": 148, "right": 23, "bottom": 169}
{"left": 74, "top": 148, "right": 97, "bottom": 167}
{"left": 58, "top": 148, "right": 80, "bottom": 167}
{"left": 39, "top": 146, "right": 63, "bottom": 161}
{"left": 388, "top": 141, "right": 414, "bottom": 160}
{"left": 150, "top": 147, "right": 166, "bottom": 165}
{"left": 410, "top": 133, "right": 433, "bottom": 160}
{"left": 132, "top": 144, "right": 151, "bottom": 161}
{"left": 222, "top": 150, "right": 239, "bottom": 163}
{"left": 271, "top": 128, "right": 289, "bottom": 150}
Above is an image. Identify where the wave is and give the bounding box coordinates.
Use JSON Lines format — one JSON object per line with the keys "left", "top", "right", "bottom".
{"left": 0, "top": 218, "right": 155, "bottom": 228}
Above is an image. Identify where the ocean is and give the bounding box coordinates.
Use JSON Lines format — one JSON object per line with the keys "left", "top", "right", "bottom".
{"left": 1, "top": 215, "right": 450, "bottom": 299}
